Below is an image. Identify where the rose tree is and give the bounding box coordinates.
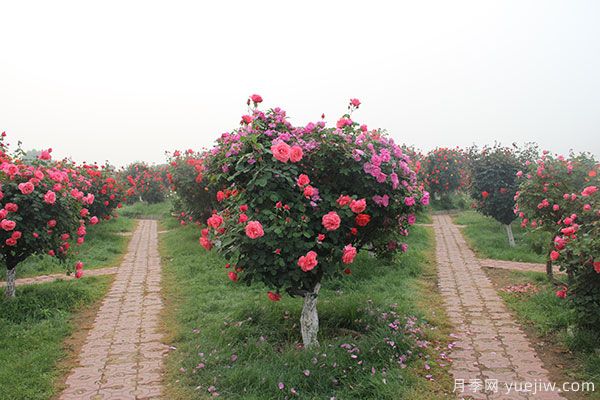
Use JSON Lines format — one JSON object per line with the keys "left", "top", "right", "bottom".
{"left": 0, "top": 135, "right": 89, "bottom": 297}
{"left": 550, "top": 178, "right": 599, "bottom": 329}
{"left": 421, "top": 147, "right": 468, "bottom": 200}
{"left": 515, "top": 152, "right": 597, "bottom": 278}
{"left": 469, "top": 145, "right": 521, "bottom": 246}
{"left": 166, "top": 149, "right": 214, "bottom": 222}
{"left": 201, "top": 97, "right": 428, "bottom": 347}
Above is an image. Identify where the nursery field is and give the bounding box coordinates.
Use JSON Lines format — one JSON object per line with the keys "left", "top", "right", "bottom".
{"left": 1, "top": 96, "right": 598, "bottom": 399}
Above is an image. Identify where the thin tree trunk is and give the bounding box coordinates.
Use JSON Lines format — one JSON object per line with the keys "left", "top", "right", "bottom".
{"left": 300, "top": 283, "right": 321, "bottom": 348}
{"left": 505, "top": 224, "right": 515, "bottom": 247}
{"left": 546, "top": 259, "right": 554, "bottom": 280}
{"left": 5, "top": 268, "right": 16, "bottom": 298}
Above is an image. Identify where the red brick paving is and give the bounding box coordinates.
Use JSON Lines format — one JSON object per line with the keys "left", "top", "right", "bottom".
{"left": 434, "top": 214, "right": 563, "bottom": 399}
{"left": 60, "top": 220, "right": 167, "bottom": 400}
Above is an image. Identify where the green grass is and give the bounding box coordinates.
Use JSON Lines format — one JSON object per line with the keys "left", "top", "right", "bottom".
{"left": 119, "top": 200, "right": 172, "bottom": 219}
{"left": 0, "top": 216, "right": 136, "bottom": 280}
{"left": 0, "top": 277, "right": 110, "bottom": 400}
{"left": 160, "top": 218, "right": 454, "bottom": 399}
{"left": 428, "top": 192, "right": 472, "bottom": 212}
{"left": 453, "top": 210, "right": 548, "bottom": 263}
{"left": 496, "top": 270, "right": 600, "bottom": 394}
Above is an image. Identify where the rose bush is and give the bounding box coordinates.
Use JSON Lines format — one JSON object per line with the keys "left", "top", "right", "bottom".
{"left": 69, "top": 163, "right": 124, "bottom": 221}
{"left": 0, "top": 133, "right": 89, "bottom": 297}
{"left": 421, "top": 147, "right": 468, "bottom": 202}
{"left": 517, "top": 153, "right": 599, "bottom": 328}
{"left": 120, "top": 162, "right": 168, "bottom": 204}
{"left": 515, "top": 152, "right": 597, "bottom": 278}
{"left": 166, "top": 149, "right": 214, "bottom": 222}
{"left": 201, "top": 96, "right": 428, "bottom": 347}
{"left": 469, "top": 145, "right": 522, "bottom": 246}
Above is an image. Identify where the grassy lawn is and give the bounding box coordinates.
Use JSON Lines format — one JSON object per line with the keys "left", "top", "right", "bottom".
{"left": 160, "top": 217, "right": 454, "bottom": 399}
{"left": 119, "top": 200, "right": 172, "bottom": 219}
{"left": 486, "top": 269, "right": 600, "bottom": 398}
{"left": 0, "top": 276, "right": 111, "bottom": 400}
{"left": 453, "top": 210, "right": 548, "bottom": 263}
{"left": 0, "top": 216, "right": 136, "bottom": 280}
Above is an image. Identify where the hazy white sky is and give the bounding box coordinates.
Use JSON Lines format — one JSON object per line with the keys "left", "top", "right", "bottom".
{"left": 1, "top": 0, "right": 599, "bottom": 166}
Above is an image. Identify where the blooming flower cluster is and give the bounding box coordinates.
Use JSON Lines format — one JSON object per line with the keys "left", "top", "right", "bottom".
{"left": 0, "top": 133, "right": 98, "bottom": 295}
{"left": 420, "top": 147, "right": 468, "bottom": 197}
{"left": 200, "top": 96, "right": 428, "bottom": 301}
{"left": 516, "top": 151, "right": 599, "bottom": 329}
{"left": 120, "top": 162, "right": 168, "bottom": 204}
{"left": 166, "top": 149, "right": 214, "bottom": 222}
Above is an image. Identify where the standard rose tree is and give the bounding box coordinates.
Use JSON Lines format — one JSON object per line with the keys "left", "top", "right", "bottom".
{"left": 0, "top": 134, "right": 89, "bottom": 297}
{"left": 166, "top": 150, "right": 214, "bottom": 223}
{"left": 421, "top": 147, "right": 468, "bottom": 205}
{"left": 469, "top": 145, "right": 522, "bottom": 246}
{"left": 201, "top": 96, "right": 428, "bottom": 347}
{"left": 515, "top": 152, "right": 597, "bottom": 278}
{"left": 120, "top": 162, "right": 168, "bottom": 204}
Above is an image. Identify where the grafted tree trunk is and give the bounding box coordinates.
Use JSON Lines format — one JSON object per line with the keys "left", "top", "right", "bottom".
{"left": 505, "top": 224, "right": 515, "bottom": 247}
{"left": 546, "top": 259, "right": 554, "bottom": 280}
{"left": 300, "top": 283, "right": 321, "bottom": 348}
{"left": 5, "top": 268, "right": 16, "bottom": 298}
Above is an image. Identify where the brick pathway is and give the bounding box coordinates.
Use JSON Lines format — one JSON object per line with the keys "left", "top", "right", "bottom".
{"left": 60, "top": 219, "right": 167, "bottom": 399}
{"left": 434, "top": 214, "right": 563, "bottom": 399}
{"left": 0, "top": 267, "right": 117, "bottom": 288}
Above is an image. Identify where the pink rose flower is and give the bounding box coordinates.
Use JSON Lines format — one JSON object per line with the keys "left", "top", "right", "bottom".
{"left": 297, "top": 174, "right": 310, "bottom": 187}
{"left": 582, "top": 186, "right": 597, "bottom": 197}
{"left": 44, "top": 190, "right": 57, "bottom": 204}
{"left": 18, "top": 181, "right": 35, "bottom": 195}
{"left": 250, "top": 94, "right": 263, "bottom": 103}
{"left": 1, "top": 219, "right": 16, "bottom": 231}
{"left": 349, "top": 98, "right": 361, "bottom": 107}
{"left": 322, "top": 211, "right": 341, "bottom": 231}
{"left": 349, "top": 198, "right": 366, "bottom": 213}
{"left": 298, "top": 250, "right": 318, "bottom": 272}
{"left": 90, "top": 216, "right": 99, "bottom": 225}
{"left": 48, "top": 219, "right": 57, "bottom": 228}
{"left": 207, "top": 214, "right": 224, "bottom": 229}
{"left": 404, "top": 197, "right": 416, "bottom": 206}
{"left": 342, "top": 244, "right": 357, "bottom": 264}
{"left": 39, "top": 148, "right": 52, "bottom": 160}
{"left": 5, "top": 203, "right": 18, "bottom": 212}
{"left": 271, "top": 141, "right": 291, "bottom": 163}
{"left": 337, "top": 195, "right": 352, "bottom": 207}
{"left": 290, "top": 146, "right": 303, "bottom": 163}
{"left": 238, "top": 213, "right": 248, "bottom": 223}
{"left": 5, "top": 238, "right": 17, "bottom": 246}
{"left": 245, "top": 221, "right": 264, "bottom": 239}
{"left": 200, "top": 236, "right": 213, "bottom": 250}
{"left": 303, "top": 185, "right": 315, "bottom": 198}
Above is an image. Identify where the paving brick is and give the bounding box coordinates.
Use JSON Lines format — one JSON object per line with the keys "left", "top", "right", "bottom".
{"left": 60, "top": 220, "right": 165, "bottom": 399}
{"left": 433, "top": 215, "right": 565, "bottom": 399}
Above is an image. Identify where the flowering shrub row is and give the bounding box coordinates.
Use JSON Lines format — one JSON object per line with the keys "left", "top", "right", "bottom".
{"left": 198, "top": 96, "right": 428, "bottom": 346}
